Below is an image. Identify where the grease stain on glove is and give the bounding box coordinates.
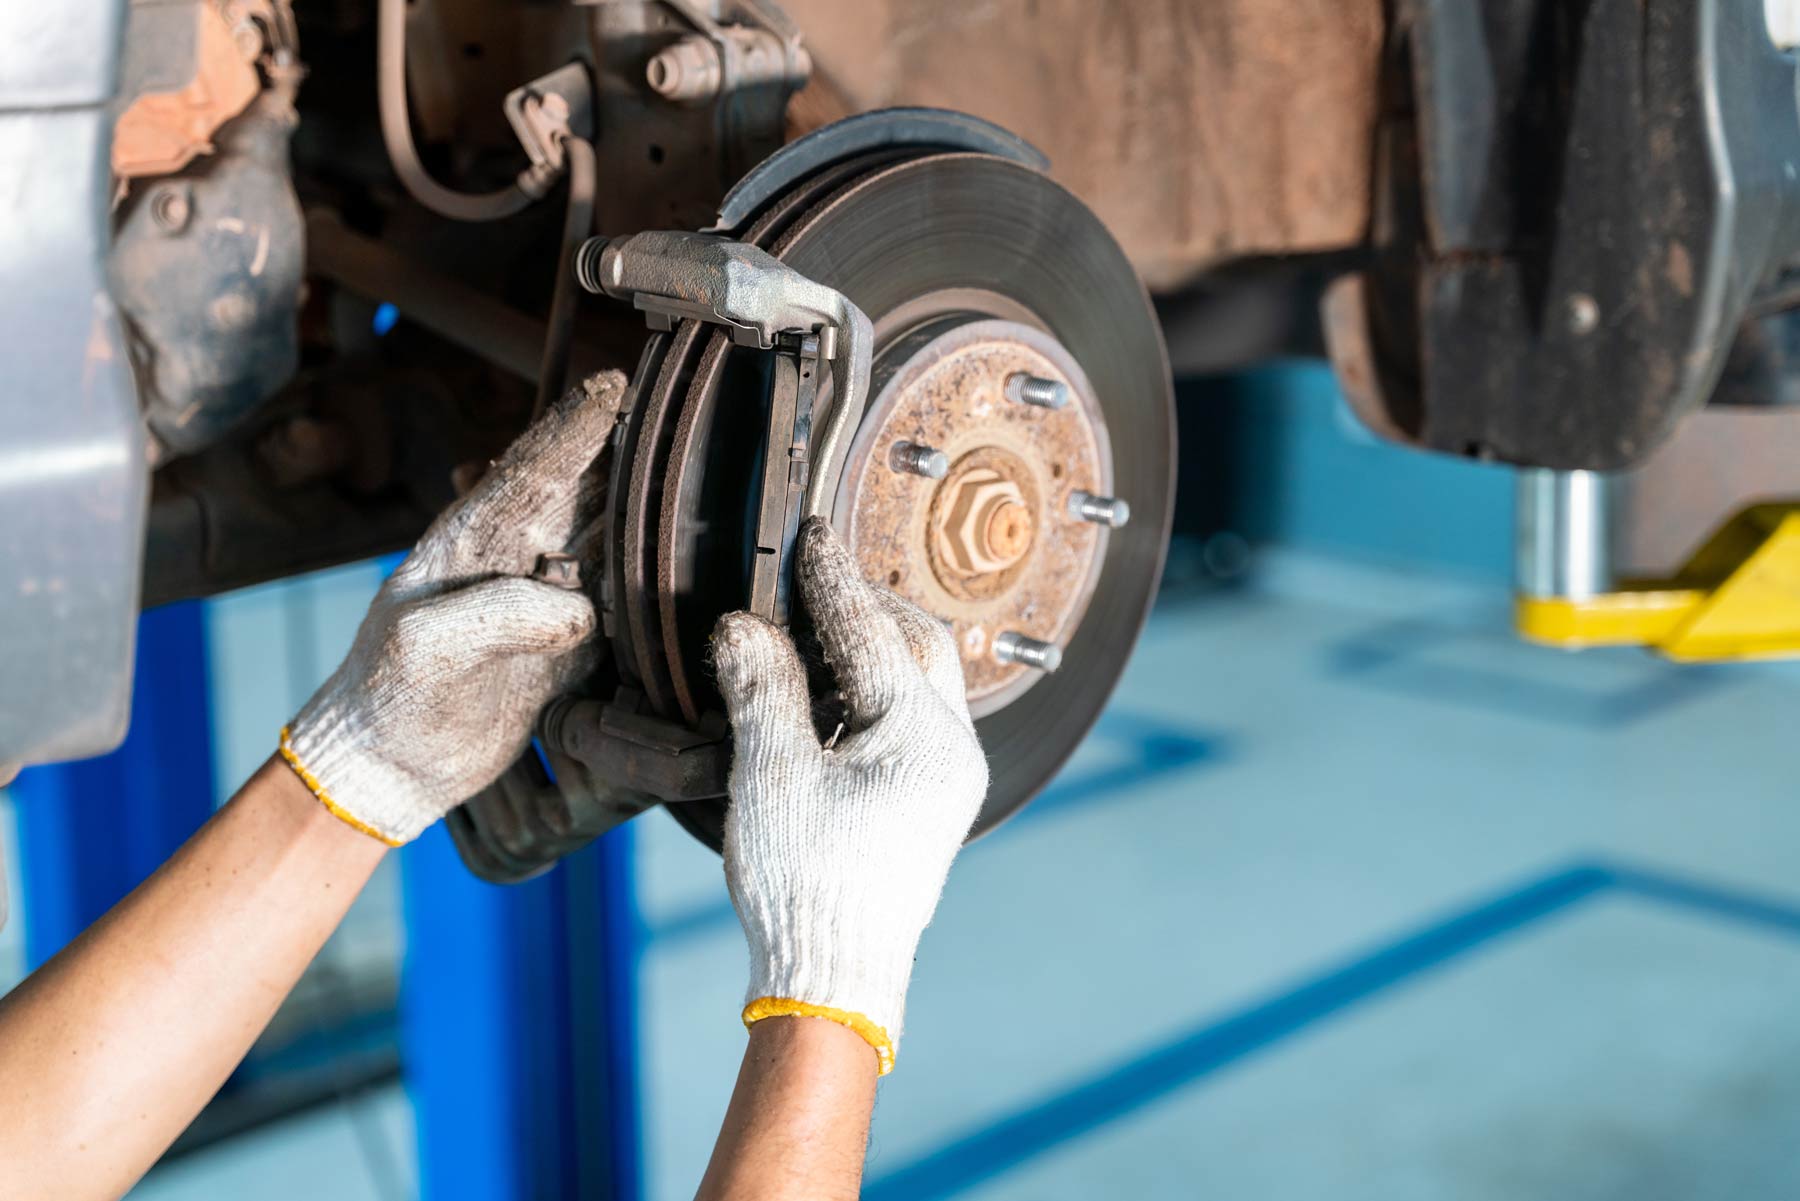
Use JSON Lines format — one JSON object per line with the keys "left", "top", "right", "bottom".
{"left": 280, "top": 372, "right": 624, "bottom": 846}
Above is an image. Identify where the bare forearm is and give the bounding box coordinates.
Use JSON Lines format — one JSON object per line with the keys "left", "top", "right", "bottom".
{"left": 0, "top": 757, "right": 386, "bottom": 1201}
{"left": 697, "top": 1017, "right": 879, "bottom": 1201}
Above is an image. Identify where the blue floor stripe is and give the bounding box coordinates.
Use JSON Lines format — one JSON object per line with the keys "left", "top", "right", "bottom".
{"left": 1607, "top": 863, "right": 1800, "bottom": 941}
{"left": 862, "top": 865, "right": 1612, "bottom": 1201}
{"left": 864, "top": 859, "right": 1800, "bottom": 1199}
{"left": 1323, "top": 618, "right": 1735, "bottom": 731}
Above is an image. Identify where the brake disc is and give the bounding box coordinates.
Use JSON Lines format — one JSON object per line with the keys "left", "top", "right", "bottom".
{"left": 450, "top": 135, "right": 1175, "bottom": 877}
{"left": 636, "top": 152, "right": 1175, "bottom": 850}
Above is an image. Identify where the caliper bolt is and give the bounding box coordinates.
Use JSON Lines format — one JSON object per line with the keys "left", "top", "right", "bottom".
{"left": 1005, "top": 372, "right": 1070, "bottom": 409}
{"left": 889, "top": 440, "right": 950, "bottom": 480}
{"left": 994, "top": 631, "right": 1062, "bottom": 673}
{"left": 1069, "top": 490, "right": 1130, "bottom": 528}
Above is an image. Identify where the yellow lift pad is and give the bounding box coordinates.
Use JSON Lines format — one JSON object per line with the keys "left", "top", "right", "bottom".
{"left": 1516, "top": 505, "right": 1800, "bottom": 662}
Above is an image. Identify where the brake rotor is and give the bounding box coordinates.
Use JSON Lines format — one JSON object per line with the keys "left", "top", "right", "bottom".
{"left": 620, "top": 152, "right": 1174, "bottom": 850}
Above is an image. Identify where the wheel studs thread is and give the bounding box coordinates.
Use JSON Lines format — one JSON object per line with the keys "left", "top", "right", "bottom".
{"left": 1069, "top": 490, "right": 1130, "bottom": 528}
{"left": 889, "top": 440, "right": 949, "bottom": 479}
{"left": 1005, "top": 372, "right": 1069, "bottom": 409}
{"left": 993, "top": 631, "right": 1062, "bottom": 673}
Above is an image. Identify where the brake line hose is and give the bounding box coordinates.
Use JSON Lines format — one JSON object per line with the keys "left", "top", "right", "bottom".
{"left": 375, "top": 0, "right": 594, "bottom": 417}
{"left": 534, "top": 135, "right": 597, "bottom": 418}
{"left": 376, "top": 0, "right": 538, "bottom": 221}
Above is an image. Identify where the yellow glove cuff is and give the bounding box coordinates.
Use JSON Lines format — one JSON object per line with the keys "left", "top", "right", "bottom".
{"left": 741, "top": 997, "right": 896, "bottom": 1076}
{"left": 278, "top": 726, "right": 404, "bottom": 848}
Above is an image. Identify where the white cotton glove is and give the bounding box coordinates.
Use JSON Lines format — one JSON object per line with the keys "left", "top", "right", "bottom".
{"left": 280, "top": 373, "right": 624, "bottom": 846}
{"left": 712, "top": 517, "right": 990, "bottom": 1074}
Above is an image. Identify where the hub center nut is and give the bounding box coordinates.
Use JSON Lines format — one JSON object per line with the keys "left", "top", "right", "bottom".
{"left": 940, "top": 469, "right": 1034, "bottom": 575}
{"left": 924, "top": 445, "right": 1043, "bottom": 602}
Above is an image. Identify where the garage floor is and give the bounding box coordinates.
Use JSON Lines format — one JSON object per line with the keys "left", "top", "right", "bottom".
{"left": 79, "top": 538, "right": 1800, "bottom": 1200}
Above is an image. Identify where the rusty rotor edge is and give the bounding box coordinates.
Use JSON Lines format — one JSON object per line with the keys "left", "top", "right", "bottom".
{"left": 615, "top": 150, "right": 1175, "bottom": 850}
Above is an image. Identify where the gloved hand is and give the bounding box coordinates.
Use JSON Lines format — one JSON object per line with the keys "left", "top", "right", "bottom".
{"left": 280, "top": 373, "right": 624, "bottom": 846}
{"left": 712, "top": 518, "right": 990, "bottom": 1074}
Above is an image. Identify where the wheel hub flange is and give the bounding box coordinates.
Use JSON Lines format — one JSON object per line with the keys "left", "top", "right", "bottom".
{"left": 834, "top": 318, "right": 1112, "bottom": 715}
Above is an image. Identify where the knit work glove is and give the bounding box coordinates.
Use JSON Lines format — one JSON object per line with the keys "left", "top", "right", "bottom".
{"left": 279, "top": 373, "right": 624, "bottom": 846}
{"left": 713, "top": 518, "right": 990, "bottom": 1074}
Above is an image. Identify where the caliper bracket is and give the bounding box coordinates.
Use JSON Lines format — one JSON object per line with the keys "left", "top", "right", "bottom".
{"left": 575, "top": 228, "right": 872, "bottom": 618}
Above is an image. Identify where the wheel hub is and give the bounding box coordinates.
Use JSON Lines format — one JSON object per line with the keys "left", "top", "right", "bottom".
{"left": 835, "top": 318, "right": 1112, "bottom": 714}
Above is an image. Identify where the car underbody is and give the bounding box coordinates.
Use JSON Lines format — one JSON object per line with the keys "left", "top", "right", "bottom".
{"left": 7, "top": 0, "right": 1800, "bottom": 874}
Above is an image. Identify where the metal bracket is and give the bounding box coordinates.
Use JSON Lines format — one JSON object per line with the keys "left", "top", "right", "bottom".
{"left": 447, "top": 686, "right": 726, "bottom": 884}
{"left": 542, "top": 692, "right": 728, "bottom": 802}
{"left": 502, "top": 61, "right": 594, "bottom": 182}
{"left": 1515, "top": 501, "right": 1800, "bottom": 662}
{"left": 650, "top": 0, "right": 811, "bottom": 175}
{"left": 575, "top": 229, "right": 872, "bottom": 526}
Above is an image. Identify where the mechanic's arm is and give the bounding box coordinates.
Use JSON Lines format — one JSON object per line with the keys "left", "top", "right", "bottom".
{"left": 697, "top": 519, "right": 990, "bottom": 1201}
{"left": 0, "top": 760, "right": 385, "bottom": 1201}
{"left": 0, "top": 374, "right": 623, "bottom": 1201}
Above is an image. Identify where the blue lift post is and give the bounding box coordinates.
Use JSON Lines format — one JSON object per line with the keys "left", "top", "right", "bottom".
{"left": 11, "top": 602, "right": 216, "bottom": 971}
{"left": 402, "top": 820, "right": 643, "bottom": 1201}
{"left": 10, "top": 578, "right": 643, "bottom": 1198}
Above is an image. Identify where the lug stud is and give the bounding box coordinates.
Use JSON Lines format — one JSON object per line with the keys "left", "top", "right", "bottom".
{"left": 889, "top": 440, "right": 950, "bottom": 479}
{"left": 1005, "top": 372, "right": 1069, "bottom": 409}
{"left": 1069, "top": 490, "right": 1130, "bottom": 528}
{"left": 993, "top": 631, "right": 1062, "bottom": 672}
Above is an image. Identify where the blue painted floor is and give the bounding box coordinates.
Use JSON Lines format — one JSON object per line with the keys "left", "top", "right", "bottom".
{"left": 6, "top": 542, "right": 1800, "bottom": 1199}
{"left": 633, "top": 551, "right": 1800, "bottom": 1201}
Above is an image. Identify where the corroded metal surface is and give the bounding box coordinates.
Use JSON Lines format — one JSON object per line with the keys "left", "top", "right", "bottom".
{"left": 933, "top": 451, "right": 1034, "bottom": 586}
{"left": 654, "top": 149, "right": 908, "bottom": 723}
{"left": 627, "top": 151, "right": 1172, "bottom": 851}
{"left": 834, "top": 319, "right": 1110, "bottom": 715}
{"left": 622, "top": 320, "right": 701, "bottom": 717}
{"left": 113, "top": 1, "right": 264, "bottom": 179}
{"left": 782, "top": 0, "right": 1384, "bottom": 289}
{"left": 767, "top": 154, "right": 1173, "bottom": 834}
